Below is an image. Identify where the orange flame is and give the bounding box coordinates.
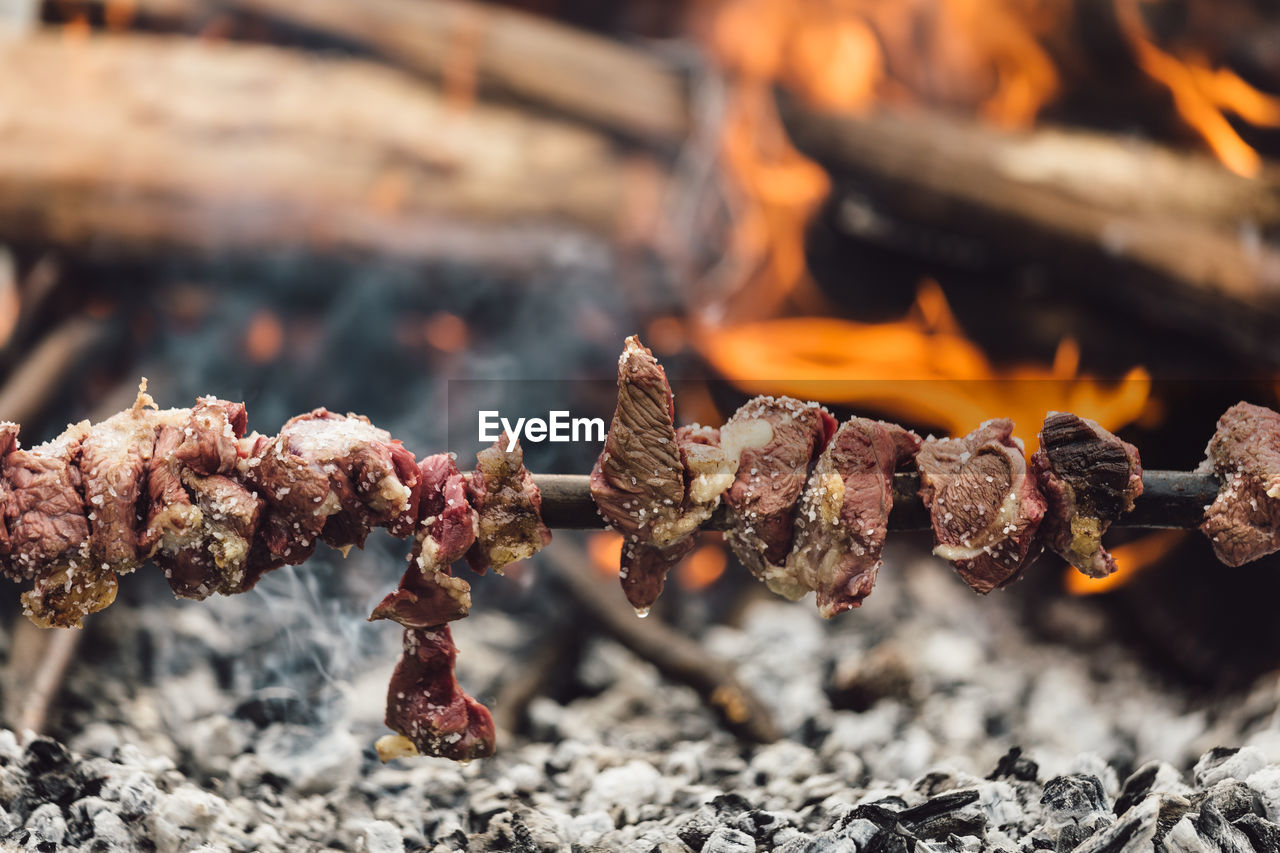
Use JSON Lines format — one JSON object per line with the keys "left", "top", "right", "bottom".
{"left": 244, "top": 309, "right": 284, "bottom": 364}
{"left": 587, "top": 532, "right": 623, "bottom": 577}
{"left": 678, "top": 542, "right": 729, "bottom": 590}
{"left": 1064, "top": 530, "right": 1186, "bottom": 595}
{"left": 702, "top": 0, "right": 1067, "bottom": 320}
{"left": 1118, "top": 0, "right": 1280, "bottom": 177}
{"left": 695, "top": 280, "right": 1152, "bottom": 445}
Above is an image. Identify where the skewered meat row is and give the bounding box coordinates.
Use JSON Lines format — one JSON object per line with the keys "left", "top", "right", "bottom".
{"left": 2, "top": 338, "right": 1278, "bottom": 763}
{"left": 0, "top": 384, "right": 546, "bottom": 762}
{"left": 591, "top": 336, "right": 1280, "bottom": 615}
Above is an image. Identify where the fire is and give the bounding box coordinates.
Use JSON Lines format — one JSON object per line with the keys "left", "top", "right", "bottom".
{"left": 678, "top": 542, "right": 729, "bottom": 590}
{"left": 706, "top": 0, "right": 1062, "bottom": 124}
{"left": 1117, "top": 0, "right": 1280, "bottom": 177}
{"left": 701, "top": 0, "right": 1066, "bottom": 319}
{"left": 587, "top": 532, "right": 624, "bottom": 577}
{"left": 1064, "top": 530, "right": 1186, "bottom": 595}
{"left": 244, "top": 309, "right": 284, "bottom": 364}
{"left": 695, "top": 280, "right": 1152, "bottom": 445}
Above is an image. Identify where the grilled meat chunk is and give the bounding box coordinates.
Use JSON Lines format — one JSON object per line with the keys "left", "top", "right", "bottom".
{"left": 372, "top": 453, "right": 478, "bottom": 628}
{"left": 589, "top": 337, "right": 735, "bottom": 610}
{"left": 722, "top": 396, "right": 837, "bottom": 597}
{"left": 786, "top": 418, "right": 920, "bottom": 617}
{"left": 465, "top": 435, "right": 550, "bottom": 574}
{"left": 917, "top": 419, "right": 1045, "bottom": 593}
{"left": 384, "top": 626, "right": 496, "bottom": 761}
{"left": 241, "top": 409, "right": 419, "bottom": 576}
{"left": 143, "top": 398, "right": 263, "bottom": 599}
{"left": 1033, "top": 412, "right": 1143, "bottom": 578}
{"left": 1200, "top": 402, "right": 1280, "bottom": 566}
{"left": 7, "top": 421, "right": 107, "bottom": 627}
{"left": 78, "top": 401, "right": 160, "bottom": 575}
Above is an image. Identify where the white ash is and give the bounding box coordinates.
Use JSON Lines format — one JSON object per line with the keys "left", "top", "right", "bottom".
{"left": 4, "top": 546, "right": 1280, "bottom": 851}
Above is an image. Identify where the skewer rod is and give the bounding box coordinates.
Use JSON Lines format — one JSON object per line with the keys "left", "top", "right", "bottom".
{"left": 533, "top": 470, "right": 1220, "bottom": 532}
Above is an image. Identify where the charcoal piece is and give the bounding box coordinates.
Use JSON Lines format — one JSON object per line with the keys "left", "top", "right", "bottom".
{"left": 1200, "top": 402, "right": 1280, "bottom": 566}
{"left": 989, "top": 747, "right": 1040, "bottom": 783}
{"left": 701, "top": 826, "right": 755, "bottom": 853}
{"left": 1195, "top": 801, "right": 1256, "bottom": 853}
{"left": 1114, "top": 764, "right": 1159, "bottom": 817}
{"left": 917, "top": 419, "right": 1046, "bottom": 593}
{"left": 371, "top": 453, "right": 478, "bottom": 629}
{"left": 1032, "top": 412, "right": 1143, "bottom": 578}
{"left": 1073, "top": 795, "right": 1158, "bottom": 852}
{"left": 784, "top": 418, "right": 919, "bottom": 616}
{"left": 233, "top": 687, "right": 319, "bottom": 728}
{"left": 589, "top": 337, "right": 733, "bottom": 610}
{"left": 16, "top": 739, "right": 102, "bottom": 815}
{"left": 1153, "top": 795, "right": 1193, "bottom": 844}
{"left": 1234, "top": 813, "right": 1280, "bottom": 852}
{"left": 1194, "top": 747, "right": 1265, "bottom": 788}
{"left": 674, "top": 806, "right": 719, "bottom": 851}
{"left": 1041, "top": 774, "right": 1108, "bottom": 822}
{"left": 722, "top": 396, "right": 836, "bottom": 596}
{"left": 465, "top": 435, "right": 551, "bottom": 574}
{"left": 1201, "top": 779, "right": 1267, "bottom": 822}
{"left": 898, "top": 789, "right": 984, "bottom": 840}
{"left": 383, "top": 625, "right": 495, "bottom": 761}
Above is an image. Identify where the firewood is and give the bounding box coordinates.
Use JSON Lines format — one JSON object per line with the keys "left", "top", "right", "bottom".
{"left": 780, "top": 102, "right": 1280, "bottom": 361}
{"left": 191, "top": 0, "right": 689, "bottom": 143}
{"left": 0, "top": 33, "right": 647, "bottom": 264}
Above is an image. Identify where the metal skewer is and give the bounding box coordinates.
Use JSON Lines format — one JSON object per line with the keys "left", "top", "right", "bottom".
{"left": 533, "top": 470, "right": 1220, "bottom": 532}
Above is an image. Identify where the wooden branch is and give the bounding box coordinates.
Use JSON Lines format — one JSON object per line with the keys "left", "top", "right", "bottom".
{"left": 546, "top": 542, "right": 779, "bottom": 744}
{"left": 0, "top": 317, "right": 111, "bottom": 426}
{"left": 534, "top": 469, "right": 1220, "bottom": 532}
{"left": 195, "top": 0, "right": 690, "bottom": 143}
{"left": 781, "top": 103, "right": 1280, "bottom": 358}
{"left": 0, "top": 33, "right": 647, "bottom": 264}
{"left": 4, "top": 622, "right": 80, "bottom": 735}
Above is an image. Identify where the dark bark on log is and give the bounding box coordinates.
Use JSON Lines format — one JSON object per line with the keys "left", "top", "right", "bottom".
{"left": 781, "top": 103, "right": 1280, "bottom": 363}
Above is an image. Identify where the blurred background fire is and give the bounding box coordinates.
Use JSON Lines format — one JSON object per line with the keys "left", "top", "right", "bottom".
{"left": 1, "top": 0, "right": 1280, "bottom": 735}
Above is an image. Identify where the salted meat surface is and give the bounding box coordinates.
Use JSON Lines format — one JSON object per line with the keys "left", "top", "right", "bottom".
{"left": 1032, "top": 412, "right": 1143, "bottom": 578}
{"left": 78, "top": 400, "right": 160, "bottom": 575}
{"left": 372, "top": 453, "right": 478, "bottom": 628}
{"left": 722, "top": 396, "right": 836, "bottom": 597}
{"left": 6, "top": 421, "right": 111, "bottom": 628}
{"left": 384, "top": 626, "right": 496, "bottom": 761}
{"left": 917, "top": 419, "right": 1045, "bottom": 593}
{"left": 785, "top": 418, "right": 920, "bottom": 617}
{"left": 465, "top": 435, "right": 551, "bottom": 574}
{"left": 0, "top": 421, "right": 24, "bottom": 578}
{"left": 143, "top": 398, "right": 263, "bottom": 600}
{"left": 589, "top": 337, "right": 735, "bottom": 610}
{"left": 240, "top": 409, "right": 419, "bottom": 583}
{"left": 1200, "top": 402, "right": 1280, "bottom": 566}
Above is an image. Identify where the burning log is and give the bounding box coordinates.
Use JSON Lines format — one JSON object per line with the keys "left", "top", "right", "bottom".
{"left": 781, "top": 103, "right": 1280, "bottom": 363}
{"left": 0, "top": 33, "right": 648, "bottom": 265}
